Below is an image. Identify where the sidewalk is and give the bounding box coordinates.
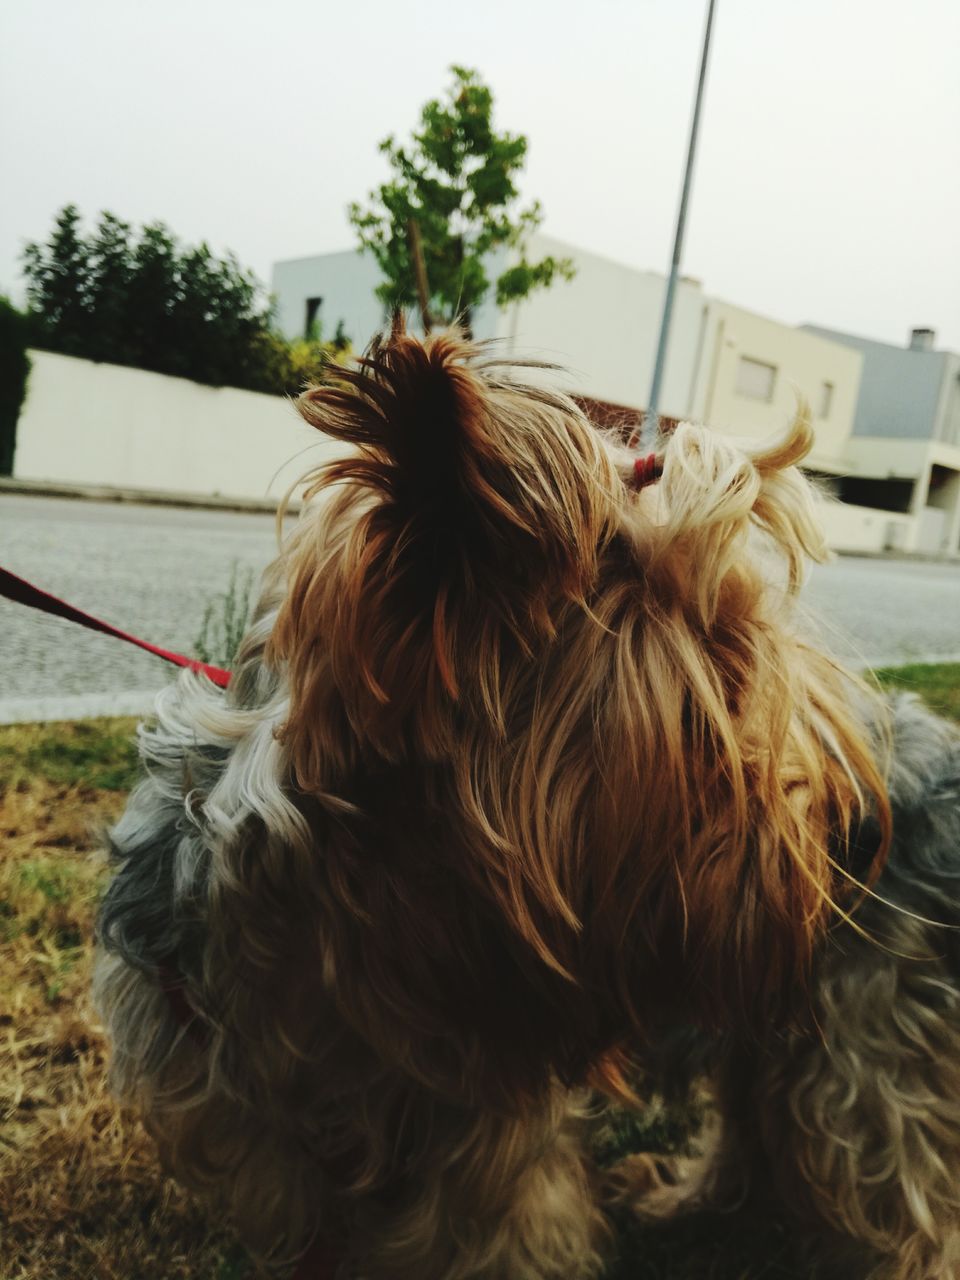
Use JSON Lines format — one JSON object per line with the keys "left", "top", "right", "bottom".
{"left": 0, "top": 689, "right": 160, "bottom": 726}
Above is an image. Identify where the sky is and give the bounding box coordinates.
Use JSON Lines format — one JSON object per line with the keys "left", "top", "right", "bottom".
{"left": 2, "top": 0, "right": 958, "bottom": 351}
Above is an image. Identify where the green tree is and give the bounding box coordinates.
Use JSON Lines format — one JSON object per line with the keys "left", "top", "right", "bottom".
{"left": 22, "top": 205, "right": 91, "bottom": 357}
{"left": 84, "top": 210, "right": 134, "bottom": 361}
{"left": 21, "top": 207, "right": 343, "bottom": 395}
{"left": 348, "top": 66, "right": 575, "bottom": 330}
{"left": 0, "top": 297, "right": 32, "bottom": 475}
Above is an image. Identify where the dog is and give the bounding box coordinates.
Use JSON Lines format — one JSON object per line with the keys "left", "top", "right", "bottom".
{"left": 609, "top": 688, "right": 960, "bottom": 1280}
{"left": 95, "top": 326, "right": 910, "bottom": 1278}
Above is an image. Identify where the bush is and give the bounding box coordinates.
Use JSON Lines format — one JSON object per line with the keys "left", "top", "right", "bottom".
{"left": 22, "top": 206, "right": 350, "bottom": 397}
{"left": 0, "top": 296, "right": 32, "bottom": 475}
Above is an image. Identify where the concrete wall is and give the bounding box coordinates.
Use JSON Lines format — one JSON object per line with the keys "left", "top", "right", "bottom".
{"left": 496, "top": 234, "right": 706, "bottom": 420}
{"left": 14, "top": 349, "right": 953, "bottom": 558}
{"left": 692, "top": 303, "right": 862, "bottom": 472}
{"left": 842, "top": 437, "right": 960, "bottom": 554}
{"left": 13, "top": 350, "right": 341, "bottom": 501}
{"left": 818, "top": 498, "right": 912, "bottom": 554}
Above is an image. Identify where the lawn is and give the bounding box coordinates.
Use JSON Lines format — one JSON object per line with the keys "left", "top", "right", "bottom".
{"left": 0, "top": 720, "right": 246, "bottom": 1280}
{"left": 2, "top": 666, "right": 957, "bottom": 1279}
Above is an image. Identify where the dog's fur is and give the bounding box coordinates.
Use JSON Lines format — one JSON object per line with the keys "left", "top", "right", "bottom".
{"left": 93, "top": 328, "right": 960, "bottom": 1279}
{"left": 613, "top": 691, "right": 960, "bottom": 1280}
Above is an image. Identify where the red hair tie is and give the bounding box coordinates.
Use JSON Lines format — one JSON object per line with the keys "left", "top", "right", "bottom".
{"left": 632, "top": 453, "right": 660, "bottom": 490}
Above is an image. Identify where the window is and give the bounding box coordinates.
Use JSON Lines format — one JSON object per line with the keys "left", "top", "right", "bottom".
{"left": 735, "top": 356, "right": 777, "bottom": 402}
{"left": 304, "top": 296, "right": 322, "bottom": 339}
{"left": 819, "top": 381, "right": 834, "bottom": 418}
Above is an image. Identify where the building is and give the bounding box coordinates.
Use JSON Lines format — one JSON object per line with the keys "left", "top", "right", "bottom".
{"left": 273, "top": 235, "right": 911, "bottom": 550}
{"left": 804, "top": 325, "right": 960, "bottom": 554}
{"left": 271, "top": 235, "right": 863, "bottom": 477}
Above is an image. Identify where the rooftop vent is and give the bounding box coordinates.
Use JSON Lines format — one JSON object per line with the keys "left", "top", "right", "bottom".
{"left": 909, "top": 327, "right": 936, "bottom": 351}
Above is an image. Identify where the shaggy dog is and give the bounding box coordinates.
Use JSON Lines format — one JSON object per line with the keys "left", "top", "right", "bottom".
{"left": 613, "top": 691, "right": 960, "bottom": 1280}
{"left": 94, "top": 327, "right": 956, "bottom": 1279}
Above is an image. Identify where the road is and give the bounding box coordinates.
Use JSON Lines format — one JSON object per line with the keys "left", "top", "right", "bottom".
{"left": 1, "top": 495, "right": 283, "bottom": 720}
{"left": 2, "top": 494, "right": 959, "bottom": 720}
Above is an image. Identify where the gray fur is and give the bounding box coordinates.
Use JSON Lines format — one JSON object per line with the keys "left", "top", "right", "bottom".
{"left": 625, "top": 695, "right": 960, "bottom": 1279}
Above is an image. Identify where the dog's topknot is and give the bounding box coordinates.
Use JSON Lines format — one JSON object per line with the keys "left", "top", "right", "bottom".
{"left": 279, "top": 327, "right": 621, "bottom": 733}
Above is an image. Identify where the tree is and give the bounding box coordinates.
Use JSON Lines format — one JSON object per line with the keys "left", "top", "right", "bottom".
{"left": 22, "top": 206, "right": 346, "bottom": 395}
{"left": 0, "top": 297, "right": 32, "bottom": 475}
{"left": 348, "top": 66, "right": 575, "bottom": 330}
{"left": 22, "top": 205, "right": 91, "bottom": 358}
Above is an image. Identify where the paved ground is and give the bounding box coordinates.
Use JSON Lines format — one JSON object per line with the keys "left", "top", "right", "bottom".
{"left": 1, "top": 495, "right": 284, "bottom": 722}
{"left": 2, "top": 494, "right": 959, "bottom": 722}
{"left": 802, "top": 554, "right": 960, "bottom": 669}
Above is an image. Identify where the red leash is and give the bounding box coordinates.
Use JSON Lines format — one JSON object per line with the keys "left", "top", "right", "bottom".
{"left": 0, "top": 566, "right": 232, "bottom": 687}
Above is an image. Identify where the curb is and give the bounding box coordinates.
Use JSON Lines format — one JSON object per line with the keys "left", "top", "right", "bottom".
{"left": 0, "top": 689, "right": 160, "bottom": 726}
{"left": 0, "top": 477, "right": 299, "bottom": 515}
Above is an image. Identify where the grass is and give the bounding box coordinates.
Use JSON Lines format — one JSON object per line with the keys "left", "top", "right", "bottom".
{"left": 194, "top": 561, "right": 254, "bottom": 671}
{"left": 2, "top": 665, "right": 958, "bottom": 1279}
{"left": 0, "top": 719, "right": 247, "bottom": 1280}
{"left": 872, "top": 662, "right": 960, "bottom": 722}
{"left": 0, "top": 717, "right": 141, "bottom": 793}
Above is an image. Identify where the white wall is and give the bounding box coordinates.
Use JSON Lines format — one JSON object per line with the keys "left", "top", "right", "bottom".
{"left": 917, "top": 506, "right": 948, "bottom": 555}
{"left": 498, "top": 234, "right": 706, "bottom": 420}
{"left": 818, "top": 499, "right": 913, "bottom": 554}
{"left": 271, "top": 248, "right": 386, "bottom": 346}
{"left": 691, "top": 302, "right": 862, "bottom": 472}
{"left": 13, "top": 350, "right": 341, "bottom": 501}
{"left": 843, "top": 435, "right": 937, "bottom": 481}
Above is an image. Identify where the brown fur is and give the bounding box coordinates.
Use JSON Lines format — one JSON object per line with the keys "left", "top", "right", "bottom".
{"left": 612, "top": 696, "right": 960, "bottom": 1280}
{"left": 95, "top": 327, "right": 890, "bottom": 1276}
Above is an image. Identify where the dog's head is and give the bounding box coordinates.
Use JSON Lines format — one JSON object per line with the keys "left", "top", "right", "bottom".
{"left": 267, "top": 327, "right": 888, "bottom": 1096}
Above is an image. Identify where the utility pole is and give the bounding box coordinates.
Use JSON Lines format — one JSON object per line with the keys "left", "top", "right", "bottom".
{"left": 644, "top": 0, "right": 718, "bottom": 444}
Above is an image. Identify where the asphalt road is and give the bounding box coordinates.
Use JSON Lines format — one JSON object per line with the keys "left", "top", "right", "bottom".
{"left": 2, "top": 494, "right": 959, "bottom": 720}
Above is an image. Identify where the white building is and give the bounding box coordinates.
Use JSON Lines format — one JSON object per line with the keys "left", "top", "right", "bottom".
{"left": 11, "top": 240, "right": 952, "bottom": 559}
{"left": 272, "top": 234, "right": 862, "bottom": 479}
{"left": 273, "top": 235, "right": 921, "bottom": 551}
{"left": 802, "top": 326, "right": 960, "bottom": 555}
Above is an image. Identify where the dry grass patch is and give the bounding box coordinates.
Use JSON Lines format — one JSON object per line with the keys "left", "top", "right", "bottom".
{"left": 0, "top": 721, "right": 250, "bottom": 1280}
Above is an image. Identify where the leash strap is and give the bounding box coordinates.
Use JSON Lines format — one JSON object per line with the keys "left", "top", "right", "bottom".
{"left": 0, "top": 565, "right": 232, "bottom": 687}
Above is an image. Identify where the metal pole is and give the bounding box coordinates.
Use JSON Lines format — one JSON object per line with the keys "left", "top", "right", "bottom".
{"left": 645, "top": 0, "right": 718, "bottom": 444}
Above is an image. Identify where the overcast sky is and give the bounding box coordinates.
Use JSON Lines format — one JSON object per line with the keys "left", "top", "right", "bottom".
{"left": 2, "top": 0, "right": 958, "bottom": 351}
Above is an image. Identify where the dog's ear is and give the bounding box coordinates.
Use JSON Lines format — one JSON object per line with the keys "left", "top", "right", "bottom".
{"left": 272, "top": 327, "right": 618, "bottom": 760}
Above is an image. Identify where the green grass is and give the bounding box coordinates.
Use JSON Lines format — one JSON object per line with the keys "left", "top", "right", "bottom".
{"left": 194, "top": 560, "right": 254, "bottom": 670}
{"left": 0, "top": 716, "right": 139, "bottom": 792}
{"left": 872, "top": 662, "right": 960, "bottom": 722}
